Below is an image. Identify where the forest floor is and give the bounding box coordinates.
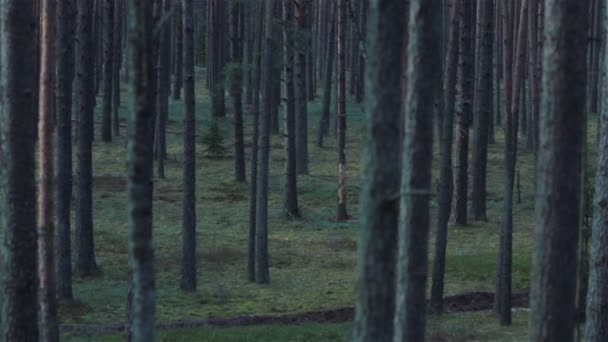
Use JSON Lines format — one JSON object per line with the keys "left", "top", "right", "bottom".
{"left": 3, "top": 69, "right": 595, "bottom": 340}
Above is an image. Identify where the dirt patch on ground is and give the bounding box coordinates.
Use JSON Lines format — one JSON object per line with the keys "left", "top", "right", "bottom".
{"left": 93, "top": 175, "right": 126, "bottom": 193}
{"left": 60, "top": 291, "right": 529, "bottom": 336}
{"left": 201, "top": 247, "right": 245, "bottom": 264}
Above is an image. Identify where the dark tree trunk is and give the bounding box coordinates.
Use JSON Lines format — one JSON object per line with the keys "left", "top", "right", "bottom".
{"left": 101, "top": 0, "right": 114, "bottom": 142}
{"left": 283, "top": 0, "right": 300, "bottom": 219}
{"left": 0, "top": 1, "right": 39, "bottom": 340}
{"left": 316, "top": 3, "right": 336, "bottom": 148}
{"left": 112, "top": 0, "right": 123, "bottom": 136}
{"left": 248, "top": 0, "right": 264, "bottom": 283}
{"left": 336, "top": 0, "right": 348, "bottom": 221}
{"left": 470, "top": 0, "right": 493, "bottom": 221}
{"left": 255, "top": 0, "right": 276, "bottom": 284}
{"left": 393, "top": 0, "right": 441, "bottom": 340}
{"left": 56, "top": 0, "right": 76, "bottom": 301}
{"left": 295, "top": 0, "right": 309, "bottom": 175}
{"left": 173, "top": 0, "right": 183, "bottom": 100}
{"left": 127, "top": 0, "right": 157, "bottom": 339}
{"left": 210, "top": 0, "right": 226, "bottom": 118}
{"left": 453, "top": 0, "right": 474, "bottom": 226}
{"left": 231, "top": 0, "right": 246, "bottom": 182}
{"left": 352, "top": 0, "right": 405, "bottom": 339}
{"left": 529, "top": 0, "right": 587, "bottom": 340}
{"left": 155, "top": 0, "right": 171, "bottom": 179}
{"left": 430, "top": 0, "right": 461, "bottom": 314}
{"left": 181, "top": 0, "right": 197, "bottom": 292}
{"left": 75, "top": 0, "right": 98, "bottom": 277}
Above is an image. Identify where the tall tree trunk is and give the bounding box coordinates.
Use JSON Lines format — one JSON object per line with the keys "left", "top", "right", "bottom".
{"left": 173, "top": 0, "right": 183, "bottom": 100}
{"left": 210, "top": 0, "right": 226, "bottom": 118}
{"left": 295, "top": 0, "right": 310, "bottom": 175}
{"left": 453, "top": 0, "right": 474, "bottom": 226}
{"left": 0, "top": 1, "right": 39, "bottom": 340}
{"left": 430, "top": 0, "right": 461, "bottom": 314}
{"left": 255, "top": 0, "right": 276, "bottom": 284}
{"left": 181, "top": 0, "right": 197, "bottom": 292}
{"left": 38, "top": 0, "right": 60, "bottom": 340}
{"left": 56, "top": 0, "right": 76, "bottom": 301}
{"left": 283, "top": 0, "right": 300, "bottom": 219}
{"left": 352, "top": 0, "right": 405, "bottom": 339}
{"left": 529, "top": 0, "right": 587, "bottom": 340}
{"left": 76, "top": 0, "right": 98, "bottom": 277}
{"left": 127, "top": 0, "right": 157, "bottom": 339}
{"left": 155, "top": 0, "right": 171, "bottom": 179}
{"left": 336, "top": 0, "right": 348, "bottom": 221}
{"left": 248, "top": 0, "right": 264, "bottom": 283}
{"left": 393, "top": 0, "right": 441, "bottom": 340}
{"left": 112, "top": 0, "right": 123, "bottom": 136}
{"left": 470, "top": 0, "right": 493, "bottom": 221}
{"left": 316, "top": 3, "right": 336, "bottom": 148}
{"left": 231, "top": 1, "right": 246, "bottom": 182}
{"left": 101, "top": 0, "right": 114, "bottom": 142}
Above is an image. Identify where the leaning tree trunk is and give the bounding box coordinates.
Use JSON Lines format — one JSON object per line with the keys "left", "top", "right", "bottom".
{"left": 352, "top": 0, "right": 405, "bottom": 340}
{"left": 529, "top": 0, "right": 587, "bottom": 340}
{"left": 126, "top": 0, "right": 157, "bottom": 339}
{"left": 0, "top": 1, "right": 39, "bottom": 340}
{"left": 393, "top": 1, "right": 441, "bottom": 341}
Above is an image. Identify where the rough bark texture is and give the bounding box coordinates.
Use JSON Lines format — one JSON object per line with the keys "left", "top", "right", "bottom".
{"left": 76, "top": 0, "right": 98, "bottom": 277}
{"left": 352, "top": 0, "right": 404, "bottom": 340}
{"left": 393, "top": 0, "right": 440, "bottom": 341}
{"left": 38, "top": 0, "right": 60, "bottom": 340}
{"left": 470, "top": 0, "right": 493, "bottom": 221}
{"left": 127, "top": 0, "right": 157, "bottom": 339}
{"left": 585, "top": 84, "right": 608, "bottom": 341}
{"left": 283, "top": 0, "right": 300, "bottom": 219}
{"left": 529, "top": 0, "right": 587, "bottom": 340}
{"left": 56, "top": 0, "right": 76, "bottom": 301}
{"left": 0, "top": 1, "right": 39, "bottom": 340}
{"left": 336, "top": 0, "right": 348, "bottom": 221}
{"left": 255, "top": 0, "right": 276, "bottom": 284}
{"left": 430, "top": 0, "right": 461, "bottom": 314}
{"left": 181, "top": 0, "right": 197, "bottom": 292}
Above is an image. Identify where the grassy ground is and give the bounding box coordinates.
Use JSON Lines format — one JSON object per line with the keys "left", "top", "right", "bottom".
{"left": 1, "top": 68, "right": 566, "bottom": 339}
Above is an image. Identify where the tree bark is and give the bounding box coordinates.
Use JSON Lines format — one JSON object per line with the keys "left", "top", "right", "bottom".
{"left": 101, "top": 0, "right": 114, "bottom": 142}
{"left": 173, "top": 0, "right": 183, "bottom": 100}
{"left": 316, "top": 3, "right": 336, "bottom": 148}
{"left": 393, "top": 1, "right": 441, "bottom": 340}
{"left": 112, "top": 0, "right": 123, "bottom": 136}
{"left": 529, "top": 0, "right": 587, "bottom": 340}
{"left": 295, "top": 0, "right": 310, "bottom": 175}
{"left": 231, "top": 0, "right": 246, "bottom": 182}
{"left": 336, "top": 0, "right": 348, "bottom": 221}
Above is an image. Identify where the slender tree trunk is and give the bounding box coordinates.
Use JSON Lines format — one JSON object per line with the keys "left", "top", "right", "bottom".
{"left": 336, "top": 0, "right": 348, "bottom": 221}
{"left": 255, "top": 0, "right": 276, "bottom": 284}
{"left": 295, "top": 0, "right": 310, "bottom": 175}
{"left": 173, "top": 0, "right": 183, "bottom": 100}
{"left": 529, "top": 0, "right": 587, "bottom": 340}
{"left": 430, "top": 0, "right": 461, "bottom": 314}
{"left": 155, "top": 0, "right": 171, "bottom": 179}
{"left": 38, "top": 0, "right": 60, "bottom": 340}
{"left": 231, "top": 1, "right": 246, "bottom": 182}
{"left": 101, "top": 0, "right": 114, "bottom": 142}
{"left": 470, "top": 0, "right": 493, "bottom": 221}
{"left": 453, "top": 0, "right": 474, "bottom": 226}
{"left": 0, "top": 1, "right": 39, "bottom": 340}
{"left": 112, "top": 0, "right": 123, "bottom": 136}
{"left": 352, "top": 0, "right": 405, "bottom": 339}
{"left": 316, "top": 3, "right": 336, "bottom": 148}
{"left": 210, "top": 0, "right": 226, "bottom": 118}
{"left": 127, "top": 0, "right": 157, "bottom": 339}
{"left": 76, "top": 0, "right": 98, "bottom": 277}
{"left": 393, "top": 1, "right": 441, "bottom": 340}
{"left": 56, "top": 0, "right": 76, "bottom": 301}
{"left": 283, "top": 0, "right": 300, "bottom": 219}
{"left": 181, "top": 0, "right": 197, "bottom": 292}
